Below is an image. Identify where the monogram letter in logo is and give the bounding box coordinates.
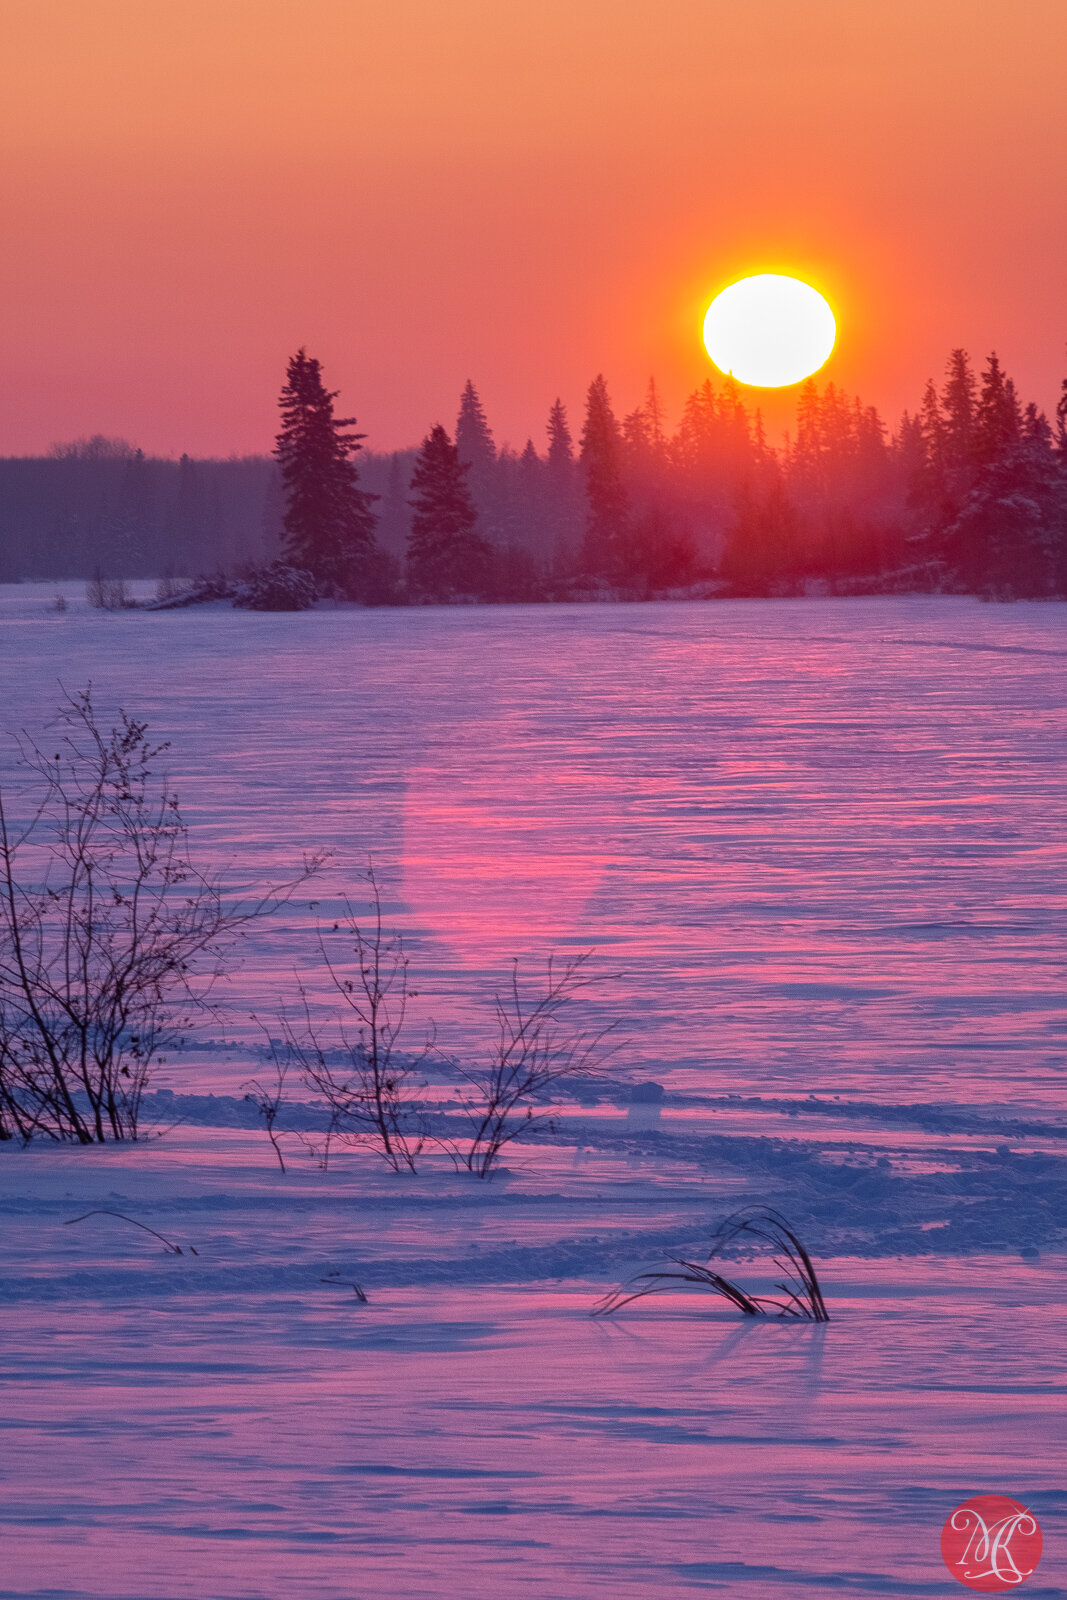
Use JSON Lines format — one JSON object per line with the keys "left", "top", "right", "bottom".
{"left": 940, "top": 1494, "right": 1043, "bottom": 1591}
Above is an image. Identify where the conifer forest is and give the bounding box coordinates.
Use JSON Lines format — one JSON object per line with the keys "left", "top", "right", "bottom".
{"left": 3, "top": 347, "right": 1066, "bottom": 605}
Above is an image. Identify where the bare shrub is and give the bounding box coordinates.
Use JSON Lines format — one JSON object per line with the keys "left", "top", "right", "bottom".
{"left": 275, "top": 885, "right": 615, "bottom": 1178}
{"left": 86, "top": 573, "right": 135, "bottom": 610}
{"left": 275, "top": 868, "right": 429, "bottom": 1172}
{"left": 0, "top": 688, "right": 319, "bottom": 1143}
{"left": 242, "top": 1055, "right": 291, "bottom": 1173}
{"left": 594, "top": 1207, "right": 830, "bottom": 1322}
{"left": 453, "top": 954, "right": 615, "bottom": 1178}
{"left": 154, "top": 573, "right": 188, "bottom": 604}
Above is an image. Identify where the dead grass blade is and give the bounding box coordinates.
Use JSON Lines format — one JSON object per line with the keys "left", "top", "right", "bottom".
{"left": 594, "top": 1206, "right": 828, "bottom": 1322}
{"left": 64, "top": 1208, "right": 197, "bottom": 1255}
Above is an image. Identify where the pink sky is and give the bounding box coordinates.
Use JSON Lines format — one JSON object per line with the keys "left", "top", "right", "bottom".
{"left": 2, "top": 0, "right": 1065, "bottom": 457}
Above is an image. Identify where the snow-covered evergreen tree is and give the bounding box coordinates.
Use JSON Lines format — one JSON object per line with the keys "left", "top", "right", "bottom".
{"left": 273, "top": 349, "right": 378, "bottom": 598}
{"left": 407, "top": 425, "right": 491, "bottom": 599}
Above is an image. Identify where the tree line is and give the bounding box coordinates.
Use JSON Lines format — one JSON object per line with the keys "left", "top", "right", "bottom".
{"left": 3, "top": 345, "right": 1066, "bottom": 601}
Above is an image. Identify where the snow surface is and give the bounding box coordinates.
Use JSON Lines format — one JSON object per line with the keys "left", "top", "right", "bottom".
{"left": 1, "top": 589, "right": 1066, "bottom": 1597}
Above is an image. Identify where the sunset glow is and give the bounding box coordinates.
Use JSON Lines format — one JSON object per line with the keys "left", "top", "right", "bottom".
{"left": 1, "top": 4, "right": 1065, "bottom": 452}
{"left": 702, "top": 275, "right": 836, "bottom": 388}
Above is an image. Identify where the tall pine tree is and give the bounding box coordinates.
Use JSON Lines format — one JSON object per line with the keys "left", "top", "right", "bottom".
{"left": 579, "top": 374, "right": 629, "bottom": 579}
{"left": 455, "top": 379, "right": 499, "bottom": 539}
{"left": 273, "top": 349, "right": 378, "bottom": 596}
{"left": 973, "top": 352, "right": 1021, "bottom": 466}
{"left": 407, "top": 425, "right": 491, "bottom": 599}
{"left": 546, "top": 398, "right": 574, "bottom": 473}
{"left": 941, "top": 348, "right": 976, "bottom": 474}
{"left": 544, "top": 398, "right": 582, "bottom": 571}
{"left": 455, "top": 380, "right": 496, "bottom": 475}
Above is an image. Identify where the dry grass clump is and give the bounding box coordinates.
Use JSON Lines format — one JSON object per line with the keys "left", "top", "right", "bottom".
{"left": 594, "top": 1206, "right": 829, "bottom": 1322}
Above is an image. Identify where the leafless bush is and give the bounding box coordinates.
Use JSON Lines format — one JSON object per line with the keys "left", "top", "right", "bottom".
{"left": 274, "top": 885, "right": 615, "bottom": 1178}
{"left": 275, "top": 868, "right": 429, "bottom": 1172}
{"left": 594, "top": 1207, "right": 830, "bottom": 1322}
{"left": 154, "top": 573, "right": 188, "bottom": 604}
{"left": 453, "top": 954, "right": 615, "bottom": 1178}
{"left": 86, "top": 573, "right": 135, "bottom": 610}
{"left": 49, "top": 593, "right": 68, "bottom": 614}
{"left": 0, "top": 687, "right": 320, "bottom": 1143}
{"left": 243, "top": 1055, "right": 291, "bottom": 1173}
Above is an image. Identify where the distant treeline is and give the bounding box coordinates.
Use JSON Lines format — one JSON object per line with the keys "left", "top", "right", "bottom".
{"left": 3, "top": 347, "right": 1067, "bottom": 601}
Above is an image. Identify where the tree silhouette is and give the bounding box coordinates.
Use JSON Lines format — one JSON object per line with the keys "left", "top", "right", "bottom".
{"left": 1056, "top": 351, "right": 1067, "bottom": 457}
{"left": 945, "top": 353, "right": 1063, "bottom": 598}
{"left": 455, "top": 379, "right": 499, "bottom": 540}
{"left": 721, "top": 476, "right": 803, "bottom": 595}
{"left": 643, "top": 377, "right": 668, "bottom": 457}
{"left": 544, "top": 398, "right": 581, "bottom": 571}
{"left": 910, "top": 378, "right": 948, "bottom": 519}
{"left": 273, "top": 349, "right": 378, "bottom": 596}
{"left": 407, "top": 424, "right": 491, "bottom": 599}
{"left": 579, "top": 374, "right": 629, "bottom": 579}
{"left": 941, "top": 348, "right": 976, "bottom": 475}
{"left": 973, "top": 352, "right": 1021, "bottom": 467}
{"left": 546, "top": 398, "right": 574, "bottom": 472}
{"left": 456, "top": 380, "right": 496, "bottom": 475}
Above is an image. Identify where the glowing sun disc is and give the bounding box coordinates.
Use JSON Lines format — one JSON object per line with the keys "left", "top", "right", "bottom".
{"left": 703, "top": 274, "right": 836, "bottom": 388}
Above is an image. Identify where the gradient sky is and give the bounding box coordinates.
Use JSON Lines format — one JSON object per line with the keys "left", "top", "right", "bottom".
{"left": 2, "top": 0, "right": 1065, "bottom": 457}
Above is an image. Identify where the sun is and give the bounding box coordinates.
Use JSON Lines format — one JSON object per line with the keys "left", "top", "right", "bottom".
{"left": 702, "top": 274, "right": 836, "bottom": 388}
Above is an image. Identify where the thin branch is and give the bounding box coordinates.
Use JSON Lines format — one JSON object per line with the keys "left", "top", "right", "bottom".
{"left": 64, "top": 1208, "right": 197, "bottom": 1255}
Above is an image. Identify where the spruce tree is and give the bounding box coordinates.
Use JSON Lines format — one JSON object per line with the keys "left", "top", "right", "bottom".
{"left": 455, "top": 379, "right": 499, "bottom": 538}
{"left": 909, "top": 367, "right": 961, "bottom": 562}
{"left": 901, "top": 389, "right": 947, "bottom": 547}
{"left": 455, "top": 380, "right": 496, "bottom": 475}
{"left": 273, "top": 349, "right": 378, "bottom": 596}
{"left": 579, "top": 374, "right": 629, "bottom": 579}
{"left": 674, "top": 381, "right": 724, "bottom": 493}
{"left": 941, "top": 349, "right": 976, "bottom": 473}
{"left": 643, "top": 377, "right": 668, "bottom": 456}
{"left": 790, "top": 378, "right": 827, "bottom": 500}
{"left": 720, "top": 477, "right": 802, "bottom": 595}
{"left": 945, "top": 356, "right": 1055, "bottom": 597}
{"left": 517, "top": 439, "right": 543, "bottom": 532}
{"left": 973, "top": 352, "right": 1021, "bottom": 466}
{"left": 1023, "top": 402, "right": 1053, "bottom": 450}
{"left": 917, "top": 378, "right": 947, "bottom": 495}
{"left": 377, "top": 451, "right": 412, "bottom": 555}
{"left": 407, "top": 424, "right": 491, "bottom": 599}
{"left": 545, "top": 399, "right": 581, "bottom": 571}
{"left": 622, "top": 405, "right": 653, "bottom": 466}
{"left": 546, "top": 398, "right": 574, "bottom": 473}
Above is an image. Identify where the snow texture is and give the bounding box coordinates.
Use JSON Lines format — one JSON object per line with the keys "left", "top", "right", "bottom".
{"left": 1, "top": 588, "right": 1065, "bottom": 1597}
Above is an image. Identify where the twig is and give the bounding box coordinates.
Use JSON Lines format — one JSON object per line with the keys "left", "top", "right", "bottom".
{"left": 320, "top": 1271, "right": 369, "bottom": 1303}
{"left": 64, "top": 1208, "right": 198, "bottom": 1255}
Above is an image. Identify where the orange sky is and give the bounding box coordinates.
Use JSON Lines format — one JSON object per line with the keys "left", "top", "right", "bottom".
{"left": 2, "top": 0, "right": 1065, "bottom": 457}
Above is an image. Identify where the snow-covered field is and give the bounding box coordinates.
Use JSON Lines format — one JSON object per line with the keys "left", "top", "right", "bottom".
{"left": 2, "top": 587, "right": 1066, "bottom": 1597}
